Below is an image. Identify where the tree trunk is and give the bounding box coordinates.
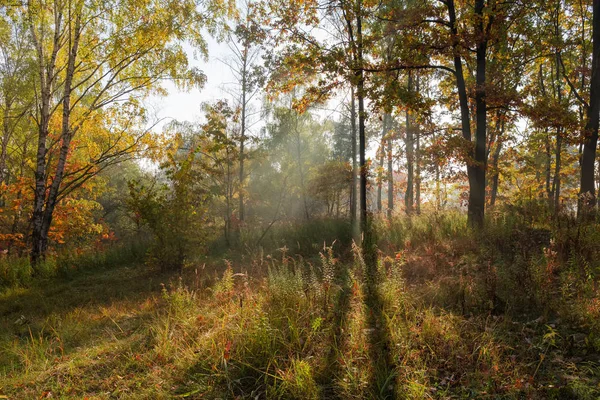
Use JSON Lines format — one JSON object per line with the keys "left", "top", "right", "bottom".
{"left": 405, "top": 72, "right": 414, "bottom": 215}
{"left": 296, "top": 128, "right": 310, "bottom": 220}
{"left": 447, "top": 0, "right": 479, "bottom": 227}
{"left": 31, "top": 41, "right": 60, "bottom": 264}
{"left": 545, "top": 129, "right": 552, "bottom": 206}
{"left": 291, "top": 95, "right": 310, "bottom": 220}
{"left": 597, "top": 161, "right": 600, "bottom": 208}
{"left": 31, "top": 123, "right": 50, "bottom": 265}
{"left": 376, "top": 117, "right": 384, "bottom": 213}
{"left": 8, "top": 141, "right": 28, "bottom": 255}
{"left": 350, "top": 87, "right": 357, "bottom": 224}
{"left": 470, "top": 0, "right": 487, "bottom": 229}
{"left": 225, "top": 148, "right": 232, "bottom": 246}
{"left": 31, "top": 9, "right": 81, "bottom": 264}
{"left": 386, "top": 113, "right": 393, "bottom": 219}
{"left": 552, "top": 127, "right": 562, "bottom": 213}
{"left": 434, "top": 132, "right": 441, "bottom": 211}
{"left": 489, "top": 117, "right": 504, "bottom": 207}
{"left": 415, "top": 76, "right": 421, "bottom": 214}
{"left": 538, "top": 65, "right": 553, "bottom": 207}
{"left": 579, "top": 0, "right": 600, "bottom": 217}
{"left": 552, "top": 28, "right": 563, "bottom": 215}
{"left": 358, "top": 96, "right": 366, "bottom": 228}
{"left": 356, "top": 4, "right": 367, "bottom": 232}
{"left": 0, "top": 98, "right": 12, "bottom": 186}
{"left": 415, "top": 122, "right": 421, "bottom": 215}
{"left": 239, "top": 44, "right": 248, "bottom": 225}
{"left": 31, "top": 100, "right": 52, "bottom": 263}
{"left": 490, "top": 140, "right": 502, "bottom": 207}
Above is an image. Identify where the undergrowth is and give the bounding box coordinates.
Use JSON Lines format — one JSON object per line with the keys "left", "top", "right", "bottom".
{"left": 1, "top": 213, "right": 600, "bottom": 399}
{"left": 0, "top": 240, "right": 148, "bottom": 290}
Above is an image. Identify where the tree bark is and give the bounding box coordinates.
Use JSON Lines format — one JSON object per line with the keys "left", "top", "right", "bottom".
{"left": 490, "top": 144, "right": 502, "bottom": 207}
{"left": 386, "top": 113, "right": 394, "bottom": 219}
{"left": 350, "top": 87, "right": 357, "bottom": 223}
{"left": 8, "top": 141, "right": 29, "bottom": 255}
{"left": 470, "top": 0, "right": 487, "bottom": 229}
{"left": 415, "top": 76, "right": 421, "bottom": 215}
{"left": 405, "top": 72, "right": 414, "bottom": 215}
{"left": 0, "top": 97, "right": 13, "bottom": 186}
{"left": 597, "top": 161, "right": 600, "bottom": 208}
{"left": 30, "top": 6, "right": 64, "bottom": 265}
{"left": 578, "top": 0, "right": 600, "bottom": 219}
{"left": 415, "top": 122, "right": 421, "bottom": 215}
{"left": 552, "top": 127, "right": 562, "bottom": 213}
{"left": 239, "top": 42, "right": 248, "bottom": 225}
{"left": 225, "top": 150, "right": 232, "bottom": 246}
{"left": 545, "top": 129, "right": 552, "bottom": 205}
{"left": 38, "top": 11, "right": 82, "bottom": 260}
{"left": 489, "top": 119, "right": 504, "bottom": 207}
{"left": 447, "top": 0, "right": 481, "bottom": 227}
{"left": 352, "top": 0, "right": 367, "bottom": 233}
{"left": 376, "top": 117, "right": 385, "bottom": 213}
{"left": 434, "top": 132, "right": 442, "bottom": 210}
{"left": 579, "top": 0, "right": 600, "bottom": 217}
{"left": 294, "top": 112, "right": 310, "bottom": 220}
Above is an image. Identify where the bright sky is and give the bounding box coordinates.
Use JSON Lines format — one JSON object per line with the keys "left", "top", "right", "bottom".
{"left": 145, "top": 37, "right": 235, "bottom": 129}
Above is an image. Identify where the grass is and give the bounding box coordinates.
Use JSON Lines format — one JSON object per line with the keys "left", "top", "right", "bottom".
{"left": 0, "top": 240, "right": 148, "bottom": 290}
{"left": 1, "top": 214, "right": 600, "bottom": 399}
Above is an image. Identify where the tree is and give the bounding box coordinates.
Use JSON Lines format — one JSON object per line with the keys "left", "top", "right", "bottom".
{"left": 579, "top": 0, "right": 600, "bottom": 217}
{"left": 128, "top": 143, "right": 212, "bottom": 271}
{"left": 263, "top": 0, "right": 379, "bottom": 235}
{"left": 198, "top": 101, "right": 239, "bottom": 245}
{"left": 222, "top": 2, "right": 266, "bottom": 226}
{"left": 22, "top": 0, "right": 231, "bottom": 264}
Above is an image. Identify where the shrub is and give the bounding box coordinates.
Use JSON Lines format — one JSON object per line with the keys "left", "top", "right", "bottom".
{"left": 128, "top": 164, "right": 213, "bottom": 271}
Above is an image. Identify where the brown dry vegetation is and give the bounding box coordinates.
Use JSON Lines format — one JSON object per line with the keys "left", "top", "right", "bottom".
{"left": 1, "top": 213, "right": 600, "bottom": 399}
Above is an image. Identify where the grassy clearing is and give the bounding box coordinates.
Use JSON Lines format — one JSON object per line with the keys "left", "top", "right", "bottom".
{"left": 1, "top": 215, "right": 600, "bottom": 399}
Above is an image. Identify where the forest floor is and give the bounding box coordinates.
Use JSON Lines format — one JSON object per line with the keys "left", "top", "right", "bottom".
{"left": 1, "top": 235, "right": 600, "bottom": 399}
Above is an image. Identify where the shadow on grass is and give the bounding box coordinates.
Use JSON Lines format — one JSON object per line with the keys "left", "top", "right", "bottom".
{"left": 0, "top": 255, "right": 204, "bottom": 368}
{"left": 318, "top": 264, "right": 353, "bottom": 399}
{"left": 364, "top": 229, "right": 397, "bottom": 400}
{"left": 0, "top": 257, "right": 174, "bottom": 389}
{"left": 0, "top": 263, "right": 164, "bottom": 321}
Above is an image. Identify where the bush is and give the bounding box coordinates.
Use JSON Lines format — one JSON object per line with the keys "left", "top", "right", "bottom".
{"left": 128, "top": 154, "right": 214, "bottom": 271}
{"left": 377, "top": 211, "right": 468, "bottom": 253}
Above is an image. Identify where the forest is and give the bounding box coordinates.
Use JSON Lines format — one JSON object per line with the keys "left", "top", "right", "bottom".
{"left": 2, "top": 0, "right": 600, "bottom": 398}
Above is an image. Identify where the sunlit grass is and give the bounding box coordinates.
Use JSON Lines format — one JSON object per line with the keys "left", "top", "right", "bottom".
{"left": 2, "top": 216, "right": 600, "bottom": 398}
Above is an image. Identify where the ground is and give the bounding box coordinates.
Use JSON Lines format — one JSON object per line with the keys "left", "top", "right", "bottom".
{"left": 1, "top": 230, "right": 600, "bottom": 399}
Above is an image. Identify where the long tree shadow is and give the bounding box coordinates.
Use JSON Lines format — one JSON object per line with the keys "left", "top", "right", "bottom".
{"left": 0, "top": 263, "right": 162, "bottom": 321}
{"left": 0, "top": 256, "right": 211, "bottom": 349}
{"left": 363, "top": 229, "right": 397, "bottom": 399}
{"left": 318, "top": 262, "right": 353, "bottom": 399}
